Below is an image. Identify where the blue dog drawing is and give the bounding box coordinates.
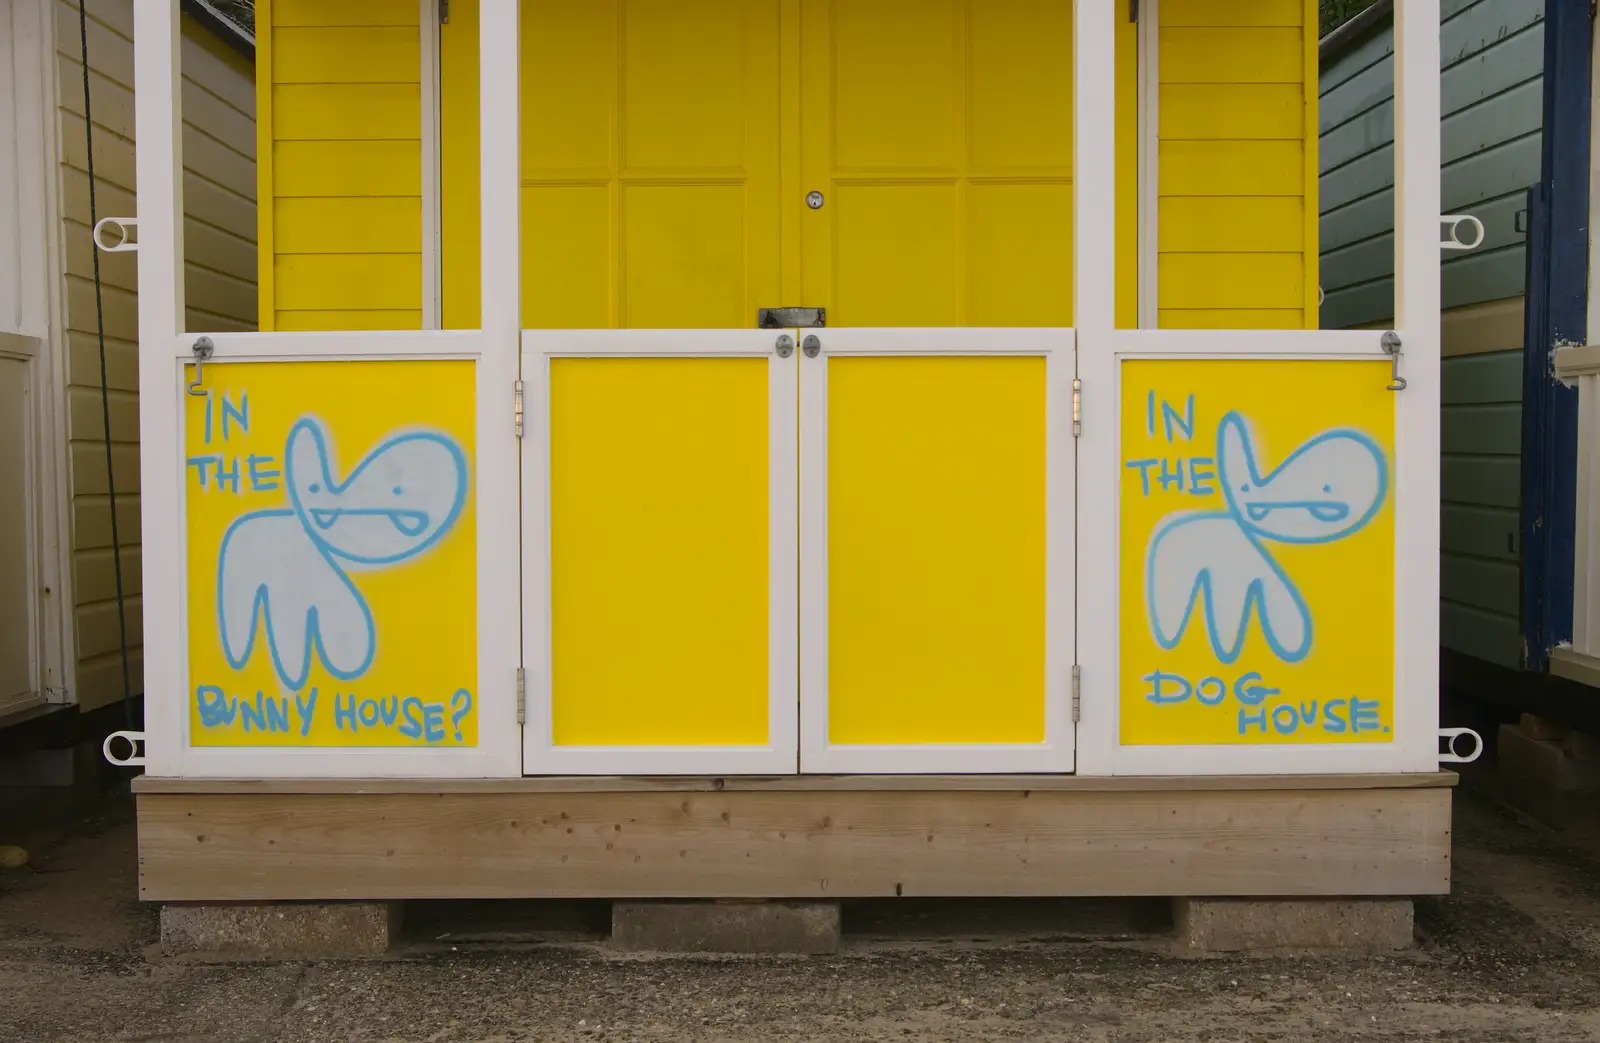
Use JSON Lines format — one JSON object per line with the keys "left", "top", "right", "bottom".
{"left": 216, "top": 418, "right": 468, "bottom": 690}
{"left": 1145, "top": 411, "right": 1387, "bottom": 664}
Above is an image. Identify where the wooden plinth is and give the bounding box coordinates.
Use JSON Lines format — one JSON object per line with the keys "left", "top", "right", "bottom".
{"left": 132, "top": 773, "right": 1456, "bottom": 902}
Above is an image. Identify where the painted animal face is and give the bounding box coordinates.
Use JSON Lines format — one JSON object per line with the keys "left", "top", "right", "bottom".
{"left": 285, "top": 418, "right": 468, "bottom": 565}
{"left": 1217, "top": 412, "right": 1387, "bottom": 544}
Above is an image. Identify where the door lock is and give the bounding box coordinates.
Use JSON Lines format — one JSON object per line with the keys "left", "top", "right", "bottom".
{"left": 775, "top": 334, "right": 795, "bottom": 358}
{"left": 802, "top": 334, "right": 822, "bottom": 358}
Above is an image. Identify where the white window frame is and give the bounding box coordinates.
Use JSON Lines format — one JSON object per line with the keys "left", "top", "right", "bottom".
{"left": 1073, "top": 0, "right": 1442, "bottom": 775}
{"left": 132, "top": 0, "right": 525, "bottom": 777}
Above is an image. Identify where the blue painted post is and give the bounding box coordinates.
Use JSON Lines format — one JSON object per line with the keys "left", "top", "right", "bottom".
{"left": 1519, "top": 0, "right": 1592, "bottom": 671}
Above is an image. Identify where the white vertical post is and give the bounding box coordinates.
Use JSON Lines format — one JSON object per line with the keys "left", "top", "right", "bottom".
{"left": 1074, "top": 0, "right": 1119, "bottom": 775}
{"left": 133, "top": 0, "right": 185, "bottom": 773}
{"left": 478, "top": 0, "right": 522, "bottom": 770}
{"left": 1393, "top": 0, "right": 1442, "bottom": 771}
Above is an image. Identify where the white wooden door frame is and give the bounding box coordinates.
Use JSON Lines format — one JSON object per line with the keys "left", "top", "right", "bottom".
{"left": 521, "top": 329, "right": 800, "bottom": 775}
{"left": 798, "top": 327, "right": 1077, "bottom": 774}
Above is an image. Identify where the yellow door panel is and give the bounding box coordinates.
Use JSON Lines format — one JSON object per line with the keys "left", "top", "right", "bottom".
{"left": 827, "top": 357, "right": 1048, "bottom": 744}
{"left": 800, "top": 0, "right": 1127, "bottom": 328}
{"left": 518, "top": 0, "right": 781, "bottom": 329}
{"left": 549, "top": 358, "right": 771, "bottom": 746}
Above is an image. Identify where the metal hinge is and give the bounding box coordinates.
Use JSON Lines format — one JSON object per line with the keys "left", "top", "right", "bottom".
{"left": 516, "top": 667, "right": 526, "bottom": 725}
{"left": 1071, "top": 664, "right": 1082, "bottom": 723}
{"left": 1072, "top": 378, "right": 1082, "bottom": 438}
{"left": 514, "top": 379, "right": 525, "bottom": 438}
{"left": 439, "top": 0, "right": 449, "bottom": 24}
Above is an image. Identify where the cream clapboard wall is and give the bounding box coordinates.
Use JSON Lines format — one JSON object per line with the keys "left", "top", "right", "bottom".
{"left": 55, "top": 0, "right": 257, "bottom": 710}
{"left": 258, "top": 0, "right": 423, "bottom": 332}
{"left": 1158, "top": 0, "right": 1319, "bottom": 329}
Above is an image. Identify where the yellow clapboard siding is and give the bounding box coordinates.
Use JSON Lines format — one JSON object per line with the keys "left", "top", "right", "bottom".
{"left": 274, "top": 254, "right": 422, "bottom": 311}
{"left": 271, "top": 0, "right": 418, "bottom": 26}
{"left": 549, "top": 358, "right": 771, "bottom": 747}
{"left": 827, "top": 356, "right": 1047, "bottom": 745}
{"left": 273, "top": 197, "right": 422, "bottom": 254}
{"left": 1160, "top": 0, "right": 1303, "bottom": 27}
{"left": 1160, "top": 84, "right": 1304, "bottom": 139}
{"left": 1160, "top": 28, "right": 1303, "bottom": 83}
{"left": 1159, "top": 197, "right": 1304, "bottom": 253}
{"left": 273, "top": 141, "right": 422, "bottom": 196}
{"left": 1158, "top": 309, "right": 1307, "bottom": 329}
{"left": 275, "top": 310, "right": 423, "bottom": 331}
{"left": 1158, "top": 253, "right": 1304, "bottom": 310}
{"left": 1161, "top": 140, "right": 1304, "bottom": 195}
{"left": 273, "top": 84, "right": 421, "bottom": 140}
{"left": 272, "top": 27, "right": 420, "bottom": 84}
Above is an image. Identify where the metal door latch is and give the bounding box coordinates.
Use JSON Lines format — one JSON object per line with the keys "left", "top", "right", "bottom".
{"left": 188, "top": 336, "right": 214, "bottom": 397}
{"left": 1381, "top": 331, "right": 1405, "bottom": 391}
{"left": 775, "top": 334, "right": 795, "bottom": 358}
{"left": 802, "top": 334, "right": 822, "bottom": 358}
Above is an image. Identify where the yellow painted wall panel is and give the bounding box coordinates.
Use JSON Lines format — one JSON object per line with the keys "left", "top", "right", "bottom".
{"left": 272, "top": 26, "right": 419, "bottom": 84}
{"left": 1161, "top": 140, "right": 1303, "bottom": 196}
{"left": 1161, "top": 0, "right": 1303, "bottom": 26}
{"left": 622, "top": 0, "right": 750, "bottom": 170}
{"left": 1159, "top": 84, "right": 1304, "bottom": 140}
{"left": 967, "top": 0, "right": 1074, "bottom": 172}
{"left": 1158, "top": 254, "right": 1304, "bottom": 310}
{"left": 274, "top": 254, "right": 422, "bottom": 311}
{"left": 830, "top": 0, "right": 957, "bottom": 171}
{"left": 275, "top": 310, "right": 423, "bottom": 331}
{"left": 522, "top": 185, "right": 613, "bottom": 329}
{"left": 272, "top": 141, "right": 422, "bottom": 196}
{"left": 1158, "top": 309, "right": 1307, "bottom": 329}
{"left": 1160, "top": 28, "right": 1303, "bottom": 83}
{"left": 1159, "top": 197, "right": 1304, "bottom": 253}
{"left": 622, "top": 185, "right": 750, "bottom": 329}
{"left": 831, "top": 184, "right": 960, "bottom": 326}
{"left": 273, "top": 197, "right": 422, "bottom": 254}
{"left": 966, "top": 183, "right": 1074, "bottom": 327}
{"left": 440, "top": 0, "right": 480, "bottom": 329}
{"left": 827, "top": 356, "right": 1047, "bottom": 745}
{"left": 549, "top": 358, "right": 770, "bottom": 747}
{"left": 272, "top": 84, "right": 420, "bottom": 140}
{"left": 272, "top": 0, "right": 417, "bottom": 26}
{"left": 520, "top": 0, "right": 615, "bottom": 175}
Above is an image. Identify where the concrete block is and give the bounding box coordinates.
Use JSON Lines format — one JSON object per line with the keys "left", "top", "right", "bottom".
{"left": 1519, "top": 713, "right": 1570, "bottom": 742}
{"left": 1499, "top": 722, "right": 1600, "bottom": 791}
{"left": 161, "top": 901, "right": 402, "bottom": 956}
{"left": 1174, "top": 898, "right": 1413, "bottom": 953}
{"left": 612, "top": 900, "right": 840, "bottom": 954}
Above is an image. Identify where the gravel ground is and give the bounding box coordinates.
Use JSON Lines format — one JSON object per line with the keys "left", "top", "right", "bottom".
{"left": 5, "top": 787, "right": 1600, "bottom": 1042}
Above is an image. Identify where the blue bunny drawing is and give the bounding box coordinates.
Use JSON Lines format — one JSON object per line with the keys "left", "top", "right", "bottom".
{"left": 216, "top": 417, "right": 468, "bottom": 691}
{"left": 1144, "top": 411, "right": 1388, "bottom": 665}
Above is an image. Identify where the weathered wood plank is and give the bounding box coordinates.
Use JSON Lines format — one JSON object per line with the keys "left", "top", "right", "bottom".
{"left": 136, "top": 786, "right": 1454, "bottom": 901}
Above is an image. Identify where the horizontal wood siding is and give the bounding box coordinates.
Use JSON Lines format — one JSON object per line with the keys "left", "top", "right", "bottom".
{"left": 55, "top": 0, "right": 257, "bottom": 709}
{"left": 1158, "top": 0, "right": 1317, "bottom": 329}
{"left": 1440, "top": 348, "right": 1523, "bottom": 667}
{"left": 1318, "top": 0, "right": 1543, "bottom": 329}
{"left": 1319, "top": 0, "right": 1539, "bottom": 669}
{"left": 260, "top": 0, "right": 422, "bottom": 331}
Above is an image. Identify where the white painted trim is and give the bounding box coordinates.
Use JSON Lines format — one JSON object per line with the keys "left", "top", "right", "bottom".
{"left": 798, "top": 328, "right": 1075, "bottom": 775}
{"left": 1550, "top": 646, "right": 1600, "bottom": 689}
{"left": 1554, "top": 343, "right": 1600, "bottom": 379}
{"left": 168, "top": 330, "right": 485, "bottom": 359}
{"left": 1566, "top": 368, "right": 1600, "bottom": 658}
{"left": 1391, "top": 0, "right": 1443, "bottom": 773}
{"left": 134, "top": 0, "right": 187, "bottom": 774}
{"left": 521, "top": 330, "right": 799, "bottom": 776}
{"left": 1137, "top": 0, "right": 1159, "bottom": 330}
{"left": 1107, "top": 328, "right": 1388, "bottom": 358}
{"left": 420, "top": 0, "right": 442, "bottom": 330}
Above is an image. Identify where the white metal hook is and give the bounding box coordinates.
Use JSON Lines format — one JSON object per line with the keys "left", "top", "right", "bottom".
{"left": 1438, "top": 727, "right": 1483, "bottom": 764}
{"left": 1441, "top": 214, "right": 1485, "bottom": 251}
{"left": 102, "top": 730, "right": 146, "bottom": 767}
{"left": 92, "top": 216, "right": 138, "bottom": 252}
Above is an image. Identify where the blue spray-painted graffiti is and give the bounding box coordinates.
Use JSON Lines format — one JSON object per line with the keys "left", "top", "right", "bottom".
{"left": 215, "top": 417, "right": 468, "bottom": 691}
{"left": 1142, "top": 411, "right": 1388, "bottom": 665}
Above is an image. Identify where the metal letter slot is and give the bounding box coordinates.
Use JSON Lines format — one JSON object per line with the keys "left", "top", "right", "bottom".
{"left": 757, "top": 307, "right": 826, "bottom": 329}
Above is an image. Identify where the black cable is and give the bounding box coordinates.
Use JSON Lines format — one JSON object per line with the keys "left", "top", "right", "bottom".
{"left": 77, "top": 0, "right": 134, "bottom": 729}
